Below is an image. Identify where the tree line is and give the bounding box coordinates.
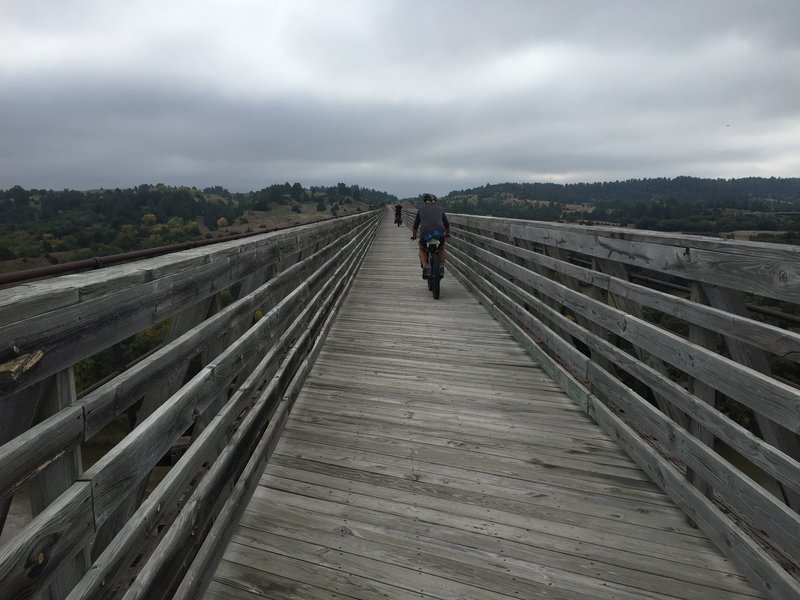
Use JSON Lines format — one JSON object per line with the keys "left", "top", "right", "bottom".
{"left": 440, "top": 176, "right": 800, "bottom": 238}
{"left": 0, "top": 182, "right": 394, "bottom": 264}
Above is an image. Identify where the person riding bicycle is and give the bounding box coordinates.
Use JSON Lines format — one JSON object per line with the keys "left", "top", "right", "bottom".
{"left": 411, "top": 193, "right": 450, "bottom": 279}
{"left": 394, "top": 203, "right": 403, "bottom": 224}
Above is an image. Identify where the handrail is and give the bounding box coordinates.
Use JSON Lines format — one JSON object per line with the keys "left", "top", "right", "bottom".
{"left": 0, "top": 209, "right": 381, "bottom": 600}
{"left": 0, "top": 227, "right": 303, "bottom": 287}
{"left": 443, "top": 213, "right": 800, "bottom": 600}
{"left": 2, "top": 208, "right": 799, "bottom": 599}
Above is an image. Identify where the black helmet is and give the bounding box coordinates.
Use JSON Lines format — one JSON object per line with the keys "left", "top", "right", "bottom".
{"left": 422, "top": 193, "right": 437, "bottom": 203}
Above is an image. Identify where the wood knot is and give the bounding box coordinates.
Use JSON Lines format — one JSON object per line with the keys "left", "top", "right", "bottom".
{"left": 0, "top": 350, "right": 45, "bottom": 390}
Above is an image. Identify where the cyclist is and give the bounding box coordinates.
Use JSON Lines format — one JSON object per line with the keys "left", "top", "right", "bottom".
{"left": 394, "top": 202, "right": 403, "bottom": 225}
{"left": 411, "top": 193, "right": 450, "bottom": 279}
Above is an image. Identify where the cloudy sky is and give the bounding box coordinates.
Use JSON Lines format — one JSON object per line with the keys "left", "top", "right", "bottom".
{"left": 2, "top": 1, "right": 798, "bottom": 199}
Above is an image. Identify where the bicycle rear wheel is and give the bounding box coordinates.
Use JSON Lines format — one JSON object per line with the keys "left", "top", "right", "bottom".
{"left": 430, "top": 254, "right": 440, "bottom": 299}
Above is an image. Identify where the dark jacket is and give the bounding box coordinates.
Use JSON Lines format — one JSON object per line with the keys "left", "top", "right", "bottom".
{"left": 413, "top": 203, "right": 449, "bottom": 236}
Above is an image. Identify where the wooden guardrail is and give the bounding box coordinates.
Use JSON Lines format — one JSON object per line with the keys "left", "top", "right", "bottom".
{"left": 0, "top": 209, "right": 381, "bottom": 600}
{"left": 438, "top": 213, "right": 800, "bottom": 600}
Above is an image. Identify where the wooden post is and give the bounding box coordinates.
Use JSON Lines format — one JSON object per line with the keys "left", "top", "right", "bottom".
{"left": 0, "top": 381, "right": 47, "bottom": 541}
{"left": 29, "top": 368, "right": 88, "bottom": 600}
{"left": 687, "top": 282, "right": 716, "bottom": 499}
{"left": 90, "top": 296, "right": 217, "bottom": 561}
{"left": 702, "top": 283, "right": 800, "bottom": 511}
{"left": 593, "top": 257, "right": 691, "bottom": 431}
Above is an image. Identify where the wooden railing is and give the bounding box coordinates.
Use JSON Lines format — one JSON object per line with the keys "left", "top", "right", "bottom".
{"left": 0, "top": 210, "right": 381, "bottom": 600}
{"left": 442, "top": 213, "right": 800, "bottom": 600}
{"left": 4, "top": 207, "right": 799, "bottom": 599}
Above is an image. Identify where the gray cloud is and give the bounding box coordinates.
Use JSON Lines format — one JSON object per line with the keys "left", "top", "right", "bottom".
{"left": 1, "top": 0, "right": 798, "bottom": 198}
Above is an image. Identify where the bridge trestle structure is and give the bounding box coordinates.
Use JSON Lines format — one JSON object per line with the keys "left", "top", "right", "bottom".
{"left": 0, "top": 210, "right": 380, "bottom": 600}
{"left": 441, "top": 213, "right": 800, "bottom": 599}
{"left": 1, "top": 206, "right": 799, "bottom": 599}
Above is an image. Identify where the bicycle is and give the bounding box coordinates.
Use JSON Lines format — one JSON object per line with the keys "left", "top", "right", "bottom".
{"left": 415, "top": 231, "right": 445, "bottom": 300}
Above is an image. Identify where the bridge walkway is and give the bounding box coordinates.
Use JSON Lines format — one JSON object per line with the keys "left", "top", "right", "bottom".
{"left": 205, "top": 214, "right": 764, "bottom": 599}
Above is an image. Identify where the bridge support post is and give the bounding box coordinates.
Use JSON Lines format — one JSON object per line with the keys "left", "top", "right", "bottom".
{"left": 687, "top": 282, "right": 716, "bottom": 499}
{"left": 701, "top": 283, "right": 800, "bottom": 512}
{"left": 29, "top": 368, "right": 89, "bottom": 600}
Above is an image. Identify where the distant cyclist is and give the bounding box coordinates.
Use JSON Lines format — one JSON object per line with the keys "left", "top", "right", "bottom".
{"left": 411, "top": 193, "right": 450, "bottom": 279}
{"left": 394, "top": 202, "right": 403, "bottom": 225}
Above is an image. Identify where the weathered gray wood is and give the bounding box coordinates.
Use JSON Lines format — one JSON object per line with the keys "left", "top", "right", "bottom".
{"left": 487, "top": 260, "right": 800, "bottom": 498}
{"left": 77, "top": 234, "right": 340, "bottom": 437}
{"left": 0, "top": 483, "right": 94, "bottom": 600}
{"left": 702, "top": 283, "right": 800, "bottom": 512}
{"left": 123, "top": 212, "right": 375, "bottom": 600}
{"left": 547, "top": 247, "right": 614, "bottom": 371}
{"left": 0, "top": 381, "right": 48, "bottom": 539}
{"left": 451, "top": 214, "right": 800, "bottom": 303}
{"left": 0, "top": 214, "right": 375, "bottom": 396}
{"left": 83, "top": 252, "right": 337, "bottom": 527}
{"left": 0, "top": 216, "right": 356, "bottom": 323}
{"left": 450, "top": 246, "right": 800, "bottom": 555}
{"left": 206, "top": 216, "right": 768, "bottom": 600}
{"left": 0, "top": 405, "right": 83, "bottom": 504}
{"left": 449, "top": 251, "right": 797, "bottom": 599}
{"left": 451, "top": 236, "right": 800, "bottom": 500}
{"left": 592, "top": 256, "right": 692, "bottom": 430}
{"left": 454, "top": 235, "right": 800, "bottom": 434}
{"left": 0, "top": 215, "right": 382, "bottom": 590}
{"left": 67, "top": 335, "right": 291, "bottom": 600}
{"left": 89, "top": 295, "right": 218, "bottom": 562}
{"left": 27, "top": 368, "right": 88, "bottom": 600}
{"left": 687, "top": 283, "right": 716, "bottom": 498}
{"left": 168, "top": 236, "right": 364, "bottom": 600}
{"left": 453, "top": 226, "right": 800, "bottom": 361}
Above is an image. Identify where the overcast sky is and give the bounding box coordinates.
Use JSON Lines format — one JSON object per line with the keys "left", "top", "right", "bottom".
{"left": 2, "top": 1, "right": 798, "bottom": 199}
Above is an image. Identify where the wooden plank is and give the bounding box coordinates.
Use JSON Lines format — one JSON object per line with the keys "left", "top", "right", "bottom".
{"left": 258, "top": 473, "right": 735, "bottom": 574}
{"left": 27, "top": 368, "right": 88, "bottom": 600}
{"left": 171, "top": 236, "right": 369, "bottom": 600}
{"left": 449, "top": 249, "right": 795, "bottom": 599}
{"left": 0, "top": 381, "right": 48, "bottom": 536}
{"left": 455, "top": 245, "right": 800, "bottom": 501}
{"left": 77, "top": 233, "right": 335, "bottom": 437}
{"left": 128, "top": 241, "right": 365, "bottom": 600}
{"left": 454, "top": 228, "right": 800, "bottom": 362}
{"left": 701, "top": 283, "right": 800, "bottom": 511}
{"left": 83, "top": 270, "right": 321, "bottom": 526}
{"left": 453, "top": 235, "right": 800, "bottom": 433}
{"left": 450, "top": 246, "right": 800, "bottom": 560}
{"left": 0, "top": 405, "right": 83, "bottom": 504}
{"left": 451, "top": 215, "right": 800, "bottom": 303}
{"left": 687, "top": 282, "right": 716, "bottom": 498}
{"left": 0, "top": 212, "right": 379, "bottom": 397}
{"left": 207, "top": 216, "right": 767, "bottom": 600}
{"left": 0, "top": 483, "right": 94, "bottom": 600}
{"left": 81, "top": 225, "right": 377, "bottom": 600}
{"left": 238, "top": 490, "right": 758, "bottom": 600}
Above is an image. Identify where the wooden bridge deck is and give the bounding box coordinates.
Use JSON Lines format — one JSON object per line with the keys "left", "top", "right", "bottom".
{"left": 205, "top": 214, "right": 764, "bottom": 599}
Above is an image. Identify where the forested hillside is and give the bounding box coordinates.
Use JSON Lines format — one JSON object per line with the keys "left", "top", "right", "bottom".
{"left": 0, "top": 182, "right": 393, "bottom": 271}
{"left": 441, "top": 177, "right": 800, "bottom": 240}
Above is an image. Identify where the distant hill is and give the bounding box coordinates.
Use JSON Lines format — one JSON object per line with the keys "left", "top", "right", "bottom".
{"left": 439, "top": 177, "right": 800, "bottom": 239}
{"left": 0, "top": 182, "right": 395, "bottom": 273}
